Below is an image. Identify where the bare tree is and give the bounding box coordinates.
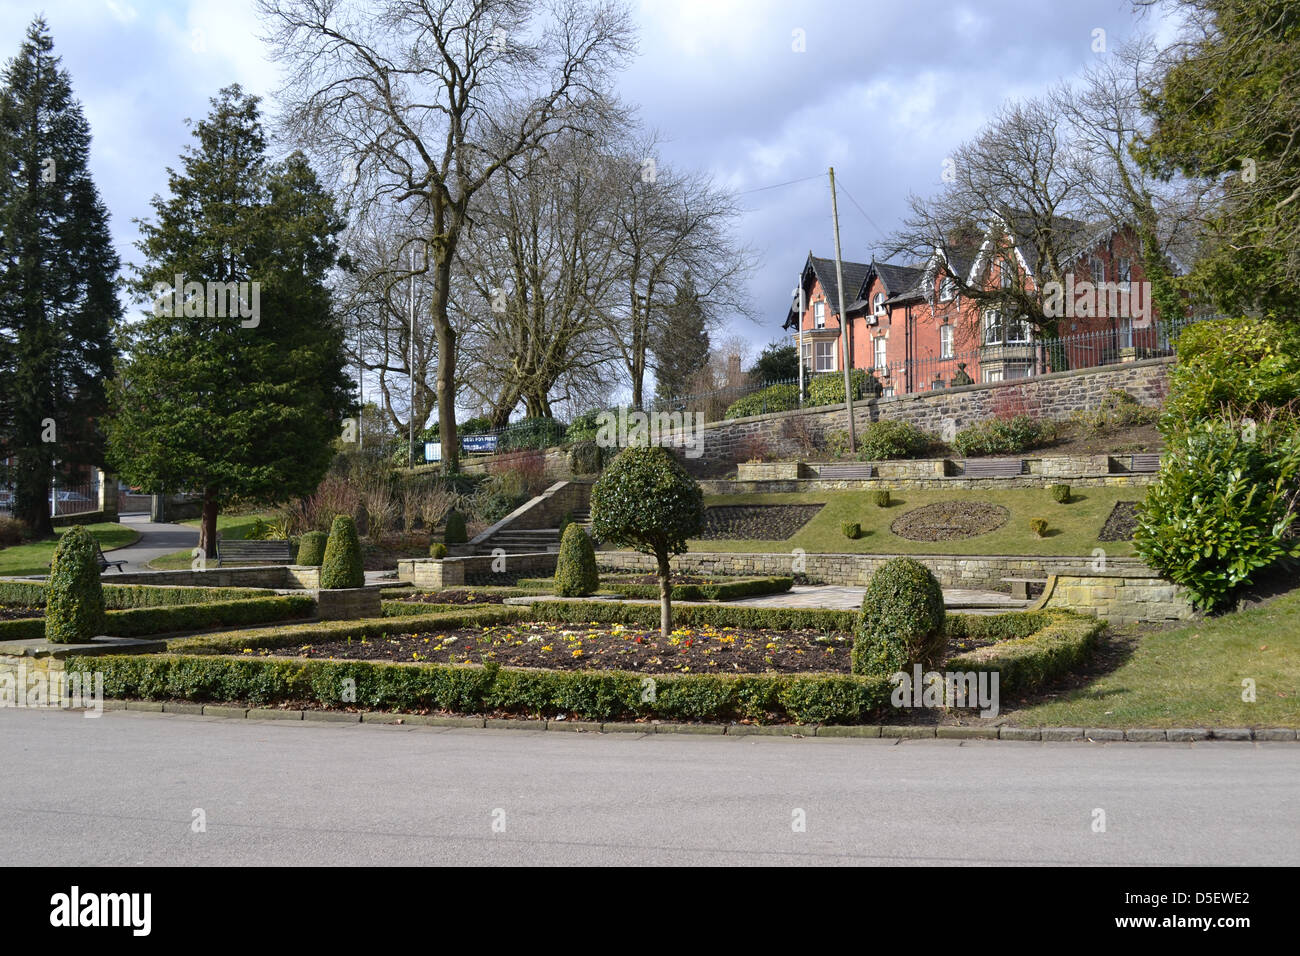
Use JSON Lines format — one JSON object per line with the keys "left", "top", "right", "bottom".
{"left": 259, "top": 0, "right": 636, "bottom": 472}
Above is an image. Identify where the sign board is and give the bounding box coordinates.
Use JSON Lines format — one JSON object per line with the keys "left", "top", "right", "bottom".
{"left": 424, "top": 442, "right": 441, "bottom": 463}
{"left": 462, "top": 434, "right": 498, "bottom": 454}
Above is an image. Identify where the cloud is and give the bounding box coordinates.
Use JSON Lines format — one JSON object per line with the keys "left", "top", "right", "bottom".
{"left": 105, "top": 0, "right": 138, "bottom": 23}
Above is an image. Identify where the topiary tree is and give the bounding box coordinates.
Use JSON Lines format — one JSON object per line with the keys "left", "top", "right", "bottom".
{"left": 295, "top": 530, "right": 328, "bottom": 566}
{"left": 591, "top": 446, "right": 704, "bottom": 636}
{"left": 319, "top": 515, "right": 364, "bottom": 589}
{"left": 443, "top": 509, "right": 467, "bottom": 545}
{"left": 852, "top": 557, "right": 946, "bottom": 676}
{"left": 45, "top": 525, "right": 106, "bottom": 643}
{"left": 554, "top": 523, "right": 599, "bottom": 597}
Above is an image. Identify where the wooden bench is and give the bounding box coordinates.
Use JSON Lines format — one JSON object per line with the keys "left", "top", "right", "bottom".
{"left": 1130, "top": 453, "right": 1161, "bottom": 473}
{"left": 1002, "top": 576, "right": 1047, "bottom": 600}
{"left": 97, "top": 543, "right": 127, "bottom": 573}
{"left": 215, "top": 539, "right": 293, "bottom": 566}
{"left": 818, "top": 462, "right": 875, "bottom": 479}
{"left": 963, "top": 458, "right": 1024, "bottom": 478}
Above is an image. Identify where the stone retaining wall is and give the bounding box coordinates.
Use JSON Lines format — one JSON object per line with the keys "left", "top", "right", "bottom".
{"left": 1035, "top": 572, "right": 1197, "bottom": 625}
{"left": 398, "top": 551, "right": 559, "bottom": 588}
{"left": 702, "top": 473, "right": 1154, "bottom": 494}
{"left": 315, "top": 586, "right": 383, "bottom": 620}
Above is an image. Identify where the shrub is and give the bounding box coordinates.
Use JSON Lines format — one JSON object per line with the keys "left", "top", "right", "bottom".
{"left": 872, "top": 489, "right": 891, "bottom": 507}
{"left": 1030, "top": 518, "right": 1048, "bottom": 537}
{"left": 842, "top": 521, "right": 861, "bottom": 539}
{"left": 723, "top": 382, "right": 801, "bottom": 419}
{"left": 499, "top": 416, "right": 566, "bottom": 451}
{"left": 807, "top": 369, "right": 871, "bottom": 407}
{"left": 857, "top": 420, "right": 935, "bottom": 460}
{"left": 320, "top": 515, "right": 364, "bottom": 590}
{"left": 443, "top": 509, "right": 468, "bottom": 545}
{"left": 1050, "top": 484, "right": 1071, "bottom": 504}
{"left": 952, "top": 415, "right": 1049, "bottom": 456}
{"left": 45, "top": 525, "right": 106, "bottom": 644}
{"left": 429, "top": 542, "right": 448, "bottom": 559}
{"left": 569, "top": 440, "right": 605, "bottom": 475}
{"left": 0, "top": 582, "right": 273, "bottom": 610}
{"left": 0, "top": 515, "right": 30, "bottom": 547}
{"left": 565, "top": 410, "right": 604, "bottom": 444}
{"left": 554, "top": 524, "right": 599, "bottom": 597}
{"left": 1134, "top": 417, "right": 1300, "bottom": 610}
{"left": 296, "top": 531, "right": 328, "bottom": 566}
{"left": 851, "top": 558, "right": 946, "bottom": 676}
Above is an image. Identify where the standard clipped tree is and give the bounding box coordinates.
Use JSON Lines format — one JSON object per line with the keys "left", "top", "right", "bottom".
{"left": 0, "top": 20, "right": 120, "bottom": 538}
{"left": 852, "top": 558, "right": 947, "bottom": 676}
{"left": 106, "top": 86, "right": 355, "bottom": 561}
{"left": 319, "top": 515, "right": 364, "bottom": 589}
{"left": 554, "top": 523, "right": 599, "bottom": 597}
{"left": 45, "top": 525, "right": 106, "bottom": 643}
{"left": 590, "top": 446, "right": 703, "bottom": 636}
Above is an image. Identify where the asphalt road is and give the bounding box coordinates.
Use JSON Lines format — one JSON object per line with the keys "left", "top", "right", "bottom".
{"left": 1, "top": 708, "right": 1296, "bottom": 866}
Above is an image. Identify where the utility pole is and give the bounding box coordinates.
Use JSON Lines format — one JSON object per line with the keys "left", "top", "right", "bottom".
{"left": 829, "top": 167, "right": 856, "bottom": 453}
{"left": 408, "top": 246, "right": 415, "bottom": 469}
{"left": 357, "top": 322, "right": 364, "bottom": 452}
{"left": 796, "top": 275, "right": 806, "bottom": 405}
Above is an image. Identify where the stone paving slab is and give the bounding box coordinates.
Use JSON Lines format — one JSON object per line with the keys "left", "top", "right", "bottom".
{"left": 504, "top": 584, "right": 1030, "bottom": 612}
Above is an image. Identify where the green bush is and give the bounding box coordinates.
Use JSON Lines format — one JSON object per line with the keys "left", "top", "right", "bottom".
{"left": 1050, "top": 484, "right": 1071, "bottom": 504}
{"left": 1030, "top": 518, "right": 1048, "bottom": 537}
{"left": 857, "top": 421, "right": 935, "bottom": 460}
{"left": 1134, "top": 417, "right": 1300, "bottom": 610}
{"left": 852, "top": 558, "right": 946, "bottom": 676}
{"left": 604, "top": 576, "right": 793, "bottom": 602}
{"left": 296, "top": 531, "right": 328, "bottom": 566}
{"left": 429, "top": 542, "right": 448, "bottom": 559}
{"left": 565, "top": 410, "right": 604, "bottom": 444}
{"left": 554, "top": 524, "right": 599, "bottom": 597}
{"left": 569, "top": 440, "right": 605, "bottom": 475}
{"left": 807, "top": 369, "right": 871, "bottom": 407}
{"left": 953, "top": 415, "right": 1050, "bottom": 456}
{"left": 0, "top": 581, "right": 273, "bottom": 610}
{"left": 529, "top": 599, "right": 858, "bottom": 634}
{"left": 724, "top": 382, "right": 801, "bottom": 419}
{"left": 872, "top": 489, "right": 891, "bottom": 507}
{"left": 320, "top": 515, "right": 365, "bottom": 590}
{"left": 842, "top": 521, "right": 861, "bottom": 539}
{"left": 498, "top": 417, "right": 566, "bottom": 451}
{"left": 948, "top": 612, "right": 1104, "bottom": 694}
{"left": 443, "top": 509, "right": 468, "bottom": 545}
{"left": 45, "top": 525, "right": 106, "bottom": 644}
{"left": 103, "top": 596, "right": 315, "bottom": 638}
{"left": 1078, "top": 389, "right": 1155, "bottom": 432}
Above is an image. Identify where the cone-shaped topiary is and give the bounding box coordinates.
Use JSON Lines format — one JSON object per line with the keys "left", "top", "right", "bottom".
{"left": 45, "top": 525, "right": 106, "bottom": 643}
{"left": 554, "top": 523, "right": 599, "bottom": 596}
{"left": 851, "top": 557, "right": 946, "bottom": 676}
{"left": 443, "top": 509, "right": 467, "bottom": 545}
{"left": 320, "top": 515, "right": 364, "bottom": 589}
{"left": 296, "top": 530, "right": 328, "bottom": 566}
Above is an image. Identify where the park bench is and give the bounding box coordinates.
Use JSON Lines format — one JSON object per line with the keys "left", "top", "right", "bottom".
{"left": 1002, "top": 576, "right": 1047, "bottom": 600}
{"left": 96, "top": 543, "right": 126, "bottom": 572}
{"left": 962, "top": 458, "right": 1024, "bottom": 478}
{"left": 818, "top": 462, "right": 875, "bottom": 479}
{"left": 1130, "top": 453, "right": 1161, "bottom": 473}
{"left": 215, "top": 539, "right": 293, "bottom": 566}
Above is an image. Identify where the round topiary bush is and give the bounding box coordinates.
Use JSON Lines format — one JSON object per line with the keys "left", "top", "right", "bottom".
{"left": 872, "top": 489, "right": 891, "bottom": 507}
{"left": 1030, "top": 518, "right": 1049, "bottom": 537}
{"left": 554, "top": 523, "right": 599, "bottom": 597}
{"left": 320, "top": 515, "right": 365, "bottom": 589}
{"left": 429, "top": 542, "right": 448, "bottom": 559}
{"left": 45, "top": 525, "right": 106, "bottom": 644}
{"left": 568, "top": 440, "right": 605, "bottom": 475}
{"left": 1050, "top": 484, "right": 1071, "bottom": 503}
{"left": 296, "top": 530, "right": 328, "bottom": 566}
{"left": 842, "top": 521, "right": 861, "bottom": 539}
{"left": 851, "top": 557, "right": 946, "bottom": 676}
{"left": 443, "top": 509, "right": 467, "bottom": 545}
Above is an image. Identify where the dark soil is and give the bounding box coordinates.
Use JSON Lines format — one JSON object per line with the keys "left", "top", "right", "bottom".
{"left": 1098, "top": 500, "right": 1141, "bottom": 541}
{"left": 0, "top": 606, "right": 41, "bottom": 620}
{"left": 266, "top": 621, "right": 1001, "bottom": 675}
{"left": 891, "top": 501, "right": 1010, "bottom": 541}
{"left": 697, "top": 504, "right": 824, "bottom": 540}
{"left": 400, "top": 589, "right": 511, "bottom": 605}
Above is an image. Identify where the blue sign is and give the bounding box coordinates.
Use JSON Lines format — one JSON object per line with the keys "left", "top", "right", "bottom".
{"left": 463, "top": 434, "right": 498, "bottom": 453}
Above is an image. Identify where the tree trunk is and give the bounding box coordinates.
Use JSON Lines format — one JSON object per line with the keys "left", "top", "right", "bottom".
{"left": 431, "top": 249, "right": 459, "bottom": 475}
{"left": 657, "top": 548, "right": 673, "bottom": 638}
{"left": 17, "top": 459, "right": 53, "bottom": 540}
{"left": 197, "top": 488, "right": 219, "bottom": 564}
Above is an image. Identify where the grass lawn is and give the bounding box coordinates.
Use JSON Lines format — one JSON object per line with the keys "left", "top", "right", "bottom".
{"left": 693, "top": 488, "right": 1139, "bottom": 556}
{"left": 0, "top": 523, "right": 141, "bottom": 576}
{"left": 148, "top": 511, "right": 278, "bottom": 570}
{"left": 1010, "top": 587, "right": 1300, "bottom": 728}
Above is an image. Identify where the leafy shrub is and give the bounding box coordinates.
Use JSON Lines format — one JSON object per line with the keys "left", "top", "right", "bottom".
{"left": 852, "top": 558, "right": 946, "bottom": 676}
{"left": 45, "top": 525, "right": 106, "bottom": 644}
{"left": 569, "top": 440, "right": 605, "bottom": 475}
{"left": 952, "top": 415, "right": 1050, "bottom": 456}
{"left": 443, "top": 509, "right": 468, "bottom": 545}
{"left": 857, "top": 420, "right": 935, "bottom": 460}
{"left": 842, "top": 521, "right": 861, "bottom": 539}
{"left": 554, "top": 524, "right": 599, "bottom": 597}
{"left": 320, "top": 515, "right": 364, "bottom": 590}
{"left": 1135, "top": 417, "right": 1300, "bottom": 610}
{"left": 724, "top": 382, "right": 801, "bottom": 419}
{"left": 1030, "top": 518, "right": 1048, "bottom": 537}
{"left": 1050, "top": 484, "right": 1071, "bottom": 504}
{"left": 498, "top": 417, "right": 566, "bottom": 451}
{"left": 872, "top": 489, "right": 891, "bottom": 507}
{"left": 0, "top": 515, "right": 30, "bottom": 547}
{"left": 0, "top": 582, "right": 273, "bottom": 610}
{"left": 807, "top": 369, "right": 871, "bottom": 407}
{"left": 1077, "top": 389, "right": 1156, "bottom": 433}
{"left": 429, "top": 542, "right": 448, "bottom": 559}
{"left": 296, "top": 531, "right": 328, "bottom": 566}
{"left": 565, "top": 410, "right": 605, "bottom": 444}
{"left": 603, "top": 577, "right": 792, "bottom": 602}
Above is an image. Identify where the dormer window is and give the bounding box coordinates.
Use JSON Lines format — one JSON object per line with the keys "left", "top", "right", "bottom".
{"left": 939, "top": 278, "right": 955, "bottom": 302}
{"left": 873, "top": 292, "right": 886, "bottom": 316}
{"left": 814, "top": 300, "right": 825, "bottom": 328}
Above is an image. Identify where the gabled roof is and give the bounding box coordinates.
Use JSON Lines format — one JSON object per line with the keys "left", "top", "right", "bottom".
{"left": 873, "top": 261, "right": 925, "bottom": 304}
{"left": 784, "top": 252, "right": 872, "bottom": 328}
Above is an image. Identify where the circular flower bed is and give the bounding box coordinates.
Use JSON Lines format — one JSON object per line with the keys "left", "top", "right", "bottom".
{"left": 890, "top": 501, "right": 1010, "bottom": 541}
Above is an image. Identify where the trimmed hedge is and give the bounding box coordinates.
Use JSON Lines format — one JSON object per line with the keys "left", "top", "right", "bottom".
{"left": 443, "top": 510, "right": 468, "bottom": 545}
{"left": 842, "top": 522, "right": 861, "bottom": 539}
{"left": 0, "top": 581, "right": 273, "bottom": 610}
{"left": 554, "top": 524, "right": 599, "bottom": 597}
{"left": 853, "top": 558, "right": 946, "bottom": 676}
{"left": 296, "top": 531, "right": 328, "bottom": 566}
{"left": 45, "top": 525, "right": 105, "bottom": 643}
{"left": 723, "top": 382, "right": 801, "bottom": 420}
{"left": 0, "top": 595, "right": 316, "bottom": 642}
{"left": 528, "top": 599, "right": 857, "bottom": 633}
{"left": 605, "top": 576, "right": 793, "bottom": 602}
{"left": 948, "top": 612, "right": 1104, "bottom": 694}
{"left": 320, "top": 515, "right": 364, "bottom": 589}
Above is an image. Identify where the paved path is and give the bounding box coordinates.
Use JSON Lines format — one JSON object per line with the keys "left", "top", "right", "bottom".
{"left": 1, "top": 708, "right": 1294, "bottom": 866}
{"left": 102, "top": 514, "right": 198, "bottom": 572}
{"left": 509, "top": 584, "right": 1031, "bottom": 612}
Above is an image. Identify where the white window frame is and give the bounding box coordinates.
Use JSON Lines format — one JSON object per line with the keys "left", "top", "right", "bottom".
{"left": 814, "top": 339, "right": 835, "bottom": 372}
{"left": 1118, "top": 315, "right": 1134, "bottom": 349}
{"left": 940, "top": 324, "right": 954, "bottom": 359}
{"left": 983, "top": 309, "right": 1004, "bottom": 346}
{"left": 874, "top": 336, "right": 888, "bottom": 370}
{"left": 1116, "top": 257, "right": 1132, "bottom": 289}
{"left": 873, "top": 292, "right": 886, "bottom": 316}
{"left": 1007, "top": 315, "right": 1032, "bottom": 344}
{"left": 814, "top": 300, "right": 825, "bottom": 329}
{"left": 1089, "top": 255, "right": 1105, "bottom": 282}
{"left": 982, "top": 367, "right": 1005, "bottom": 383}
{"left": 939, "top": 278, "right": 955, "bottom": 302}
{"left": 800, "top": 341, "right": 812, "bottom": 373}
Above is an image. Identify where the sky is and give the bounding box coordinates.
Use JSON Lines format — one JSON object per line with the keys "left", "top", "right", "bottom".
{"left": 0, "top": 0, "right": 1185, "bottom": 370}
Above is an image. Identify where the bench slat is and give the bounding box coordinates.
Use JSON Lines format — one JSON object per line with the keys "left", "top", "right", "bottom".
{"left": 963, "top": 458, "right": 1024, "bottom": 477}
{"left": 818, "top": 463, "right": 875, "bottom": 478}
{"left": 1130, "top": 453, "right": 1161, "bottom": 472}
{"left": 216, "top": 539, "right": 293, "bottom": 566}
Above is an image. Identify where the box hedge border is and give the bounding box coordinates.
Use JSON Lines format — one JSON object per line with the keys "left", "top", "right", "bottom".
{"left": 0, "top": 580, "right": 275, "bottom": 610}
{"left": 0, "top": 595, "right": 316, "bottom": 642}
{"left": 513, "top": 575, "right": 794, "bottom": 602}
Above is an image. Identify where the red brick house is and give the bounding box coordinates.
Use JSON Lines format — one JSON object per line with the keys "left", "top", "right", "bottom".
{"left": 783, "top": 217, "right": 1178, "bottom": 394}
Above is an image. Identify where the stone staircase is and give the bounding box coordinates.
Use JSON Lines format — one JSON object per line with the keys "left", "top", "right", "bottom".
{"left": 483, "top": 508, "right": 592, "bottom": 554}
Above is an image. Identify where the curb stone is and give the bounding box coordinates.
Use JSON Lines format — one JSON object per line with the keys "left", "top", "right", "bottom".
{"left": 1208, "top": 728, "right": 1252, "bottom": 741}
{"left": 248, "top": 708, "right": 303, "bottom": 720}
{"left": 484, "top": 718, "right": 544, "bottom": 731}
{"left": 162, "top": 702, "right": 204, "bottom": 715}
{"left": 1255, "top": 728, "right": 1297, "bottom": 741}
{"left": 124, "top": 701, "right": 163, "bottom": 712}
{"left": 303, "top": 711, "right": 359, "bottom": 723}
{"left": 1125, "top": 728, "right": 1169, "bottom": 741}
{"left": 816, "top": 725, "right": 882, "bottom": 738}
{"left": 545, "top": 720, "right": 602, "bottom": 733}
{"left": 653, "top": 723, "right": 725, "bottom": 735}
{"left": 936, "top": 725, "right": 999, "bottom": 739}
{"left": 882, "top": 726, "right": 936, "bottom": 738}
{"left": 729, "top": 724, "right": 814, "bottom": 736}
{"left": 1085, "top": 728, "right": 1126, "bottom": 741}
{"left": 202, "top": 705, "right": 248, "bottom": 719}
{"left": 998, "top": 727, "right": 1041, "bottom": 740}
{"left": 1164, "top": 728, "right": 1208, "bottom": 741}
{"left": 1041, "top": 727, "right": 1085, "bottom": 741}
{"left": 600, "top": 722, "right": 651, "bottom": 733}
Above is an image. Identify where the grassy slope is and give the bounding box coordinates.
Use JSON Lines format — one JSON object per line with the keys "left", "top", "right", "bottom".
{"left": 0, "top": 523, "right": 141, "bottom": 576}
{"left": 692, "top": 488, "right": 1139, "bottom": 556}
{"left": 1011, "top": 588, "right": 1300, "bottom": 727}
{"left": 148, "top": 511, "right": 278, "bottom": 570}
